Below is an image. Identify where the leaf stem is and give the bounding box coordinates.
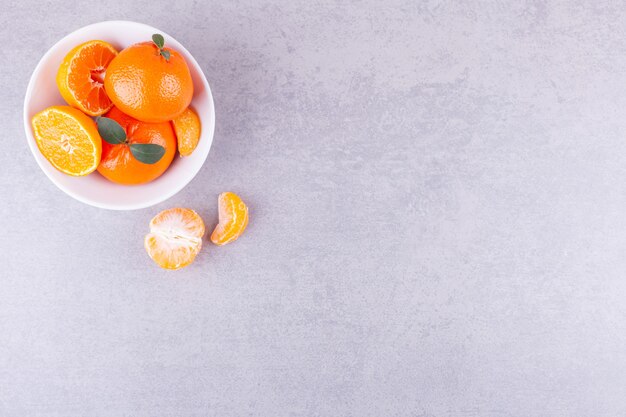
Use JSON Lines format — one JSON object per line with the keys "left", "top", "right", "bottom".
{"left": 152, "top": 33, "right": 170, "bottom": 62}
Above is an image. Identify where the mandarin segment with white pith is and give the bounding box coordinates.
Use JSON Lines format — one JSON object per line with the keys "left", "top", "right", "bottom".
{"left": 144, "top": 208, "right": 205, "bottom": 270}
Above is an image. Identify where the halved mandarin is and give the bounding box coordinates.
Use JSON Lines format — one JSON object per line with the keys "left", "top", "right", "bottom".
{"left": 56, "top": 40, "right": 118, "bottom": 116}
{"left": 144, "top": 208, "right": 205, "bottom": 270}
{"left": 172, "top": 107, "right": 201, "bottom": 157}
{"left": 210, "top": 192, "right": 249, "bottom": 246}
{"left": 31, "top": 105, "right": 102, "bottom": 176}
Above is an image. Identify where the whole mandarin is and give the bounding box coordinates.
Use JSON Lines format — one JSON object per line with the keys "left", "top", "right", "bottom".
{"left": 97, "top": 107, "right": 177, "bottom": 185}
{"left": 104, "top": 41, "right": 193, "bottom": 123}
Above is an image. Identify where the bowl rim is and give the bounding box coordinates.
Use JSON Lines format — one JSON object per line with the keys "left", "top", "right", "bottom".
{"left": 23, "top": 20, "right": 215, "bottom": 210}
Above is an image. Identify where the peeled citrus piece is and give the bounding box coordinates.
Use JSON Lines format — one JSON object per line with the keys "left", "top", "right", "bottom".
{"left": 31, "top": 105, "right": 102, "bottom": 176}
{"left": 210, "top": 192, "right": 249, "bottom": 246}
{"left": 144, "top": 208, "right": 205, "bottom": 270}
{"left": 172, "top": 107, "right": 201, "bottom": 157}
{"left": 56, "top": 40, "right": 118, "bottom": 116}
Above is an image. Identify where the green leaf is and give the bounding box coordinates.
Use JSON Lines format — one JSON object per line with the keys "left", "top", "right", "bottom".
{"left": 152, "top": 33, "right": 164, "bottom": 49}
{"left": 160, "top": 50, "right": 171, "bottom": 61}
{"left": 129, "top": 143, "right": 166, "bottom": 164}
{"left": 96, "top": 116, "right": 126, "bottom": 144}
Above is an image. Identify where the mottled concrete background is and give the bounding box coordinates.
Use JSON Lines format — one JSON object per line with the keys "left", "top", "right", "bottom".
{"left": 1, "top": 1, "right": 626, "bottom": 416}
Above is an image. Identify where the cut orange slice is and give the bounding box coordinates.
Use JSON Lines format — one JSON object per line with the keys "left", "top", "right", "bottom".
{"left": 144, "top": 208, "right": 205, "bottom": 270}
{"left": 172, "top": 107, "right": 201, "bottom": 156}
{"left": 56, "top": 40, "right": 118, "bottom": 116}
{"left": 31, "top": 105, "right": 102, "bottom": 176}
{"left": 210, "top": 192, "right": 249, "bottom": 246}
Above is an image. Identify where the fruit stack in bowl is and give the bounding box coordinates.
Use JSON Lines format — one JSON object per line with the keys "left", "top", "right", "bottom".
{"left": 31, "top": 34, "right": 201, "bottom": 185}
{"left": 30, "top": 33, "right": 251, "bottom": 271}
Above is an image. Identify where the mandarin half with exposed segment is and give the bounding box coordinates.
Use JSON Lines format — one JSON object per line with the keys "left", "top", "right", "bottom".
{"left": 31, "top": 105, "right": 102, "bottom": 176}
{"left": 104, "top": 35, "right": 193, "bottom": 123}
{"left": 97, "top": 107, "right": 177, "bottom": 185}
{"left": 144, "top": 208, "right": 205, "bottom": 270}
{"left": 56, "top": 40, "right": 118, "bottom": 116}
{"left": 210, "top": 192, "right": 249, "bottom": 246}
{"left": 172, "top": 107, "right": 201, "bottom": 156}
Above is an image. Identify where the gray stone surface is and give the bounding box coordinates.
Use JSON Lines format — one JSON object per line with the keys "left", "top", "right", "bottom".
{"left": 1, "top": 1, "right": 626, "bottom": 416}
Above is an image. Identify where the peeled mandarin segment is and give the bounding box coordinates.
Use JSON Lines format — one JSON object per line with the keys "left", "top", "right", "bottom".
{"left": 56, "top": 40, "right": 118, "bottom": 116}
{"left": 144, "top": 208, "right": 205, "bottom": 270}
{"left": 210, "top": 192, "right": 249, "bottom": 246}
{"left": 31, "top": 106, "right": 102, "bottom": 176}
{"left": 172, "top": 107, "right": 201, "bottom": 157}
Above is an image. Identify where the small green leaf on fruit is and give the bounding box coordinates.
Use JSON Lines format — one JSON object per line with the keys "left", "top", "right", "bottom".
{"left": 130, "top": 143, "right": 166, "bottom": 164}
{"left": 96, "top": 116, "right": 126, "bottom": 144}
{"left": 160, "top": 50, "right": 171, "bottom": 61}
{"left": 152, "top": 33, "right": 165, "bottom": 49}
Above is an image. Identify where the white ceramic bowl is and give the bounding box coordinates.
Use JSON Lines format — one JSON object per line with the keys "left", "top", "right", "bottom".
{"left": 23, "top": 21, "right": 215, "bottom": 210}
